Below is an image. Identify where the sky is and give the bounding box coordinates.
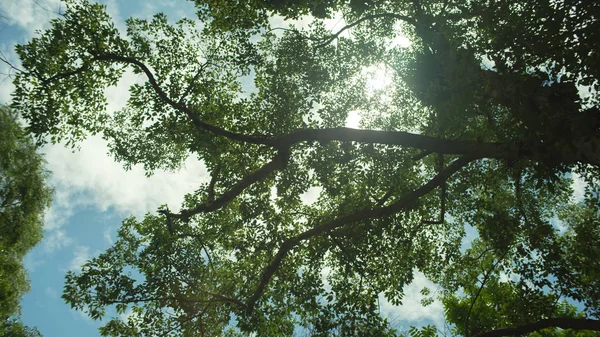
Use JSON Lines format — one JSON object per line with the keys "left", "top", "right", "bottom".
{"left": 0, "top": 1, "right": 588, "bottom": 336}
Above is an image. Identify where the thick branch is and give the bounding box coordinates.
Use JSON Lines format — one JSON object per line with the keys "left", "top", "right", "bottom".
{"left": 422, "top": 153, "right": 446, "bottom": 224}
{"left": 31, "top": 53, "right": 527, "bottom": 161}
{"left": 39, "top": 58, "right": 92, "bottom": 85}
{"left": 272, "top": 128, "right": 516, "bottom": 158}
{"left": 170, "top": 149, "right": 290, "bottom": 220}
{"left": 172, "top": 129, "right": 507, "bottom": 221}
{"left": 207, "top": 163, "right": 221, "bottom": 202}
{"left": 413, "top": 149, "right": 433, "bottom": 161}
{"left": 473, "top": 318, "right": 600, "bottom": 337}
{"left": 246, "top": 155, "right": 477, "bottom": 313}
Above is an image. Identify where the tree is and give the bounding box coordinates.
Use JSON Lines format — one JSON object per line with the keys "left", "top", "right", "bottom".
{"left": 0, "top": 105, "right": 52, "bottom": 335}
{"left": 9, "top": 0, "right": 600, "bottom": 336}
{"left": 0, "top": 319, "right": 43, "bottom": 337}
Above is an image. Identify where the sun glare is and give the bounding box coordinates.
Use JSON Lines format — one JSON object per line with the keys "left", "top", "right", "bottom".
{"left": 345, "top": 110, "right": 361, "bottom": 129}
{"left": 364, "top": 64, "right": 393, "bottom": 94}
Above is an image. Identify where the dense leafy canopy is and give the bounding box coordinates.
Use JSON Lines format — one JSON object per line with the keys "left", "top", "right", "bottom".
{"left": 0, "top": 105, "right": 52, "bottom": 336}
{"left": 10, "top": 0, "right": 600, "bottom": 336}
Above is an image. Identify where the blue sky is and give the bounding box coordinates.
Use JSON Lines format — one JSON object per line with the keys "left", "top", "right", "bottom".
{"left": 1, "top": 1, "right": 589, "bottom": 336}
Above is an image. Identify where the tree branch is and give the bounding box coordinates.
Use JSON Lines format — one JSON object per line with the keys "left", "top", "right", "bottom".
{"left": 465, "top": 250, "right": 509, "bottom": 337}
{"left": 473, "top": 318, "right": 600, "bottom": 337}
{"left": 105, "top": 293, "right": 246, "bottom": 309}
{"left": 413, "top": 149, "right": 433, "bottom": 161}
{"left": 207, "top": 163, "right": 221, "bottom": 203}
{"left": 0, "top": 52, "right": 24, "bottom": 74}
{"left": 169, "top": 149, "right": 290, "bottom": 221}
{"left": 246, "top": 154, "right": 478, "bottom": 313}
{"left": 40, "top": 60, "right": 92, "bottom": 85}
{"left": 273, "top": 128, "right": 517, "bottom": 158}
{"left": 168, "top": 129, "right": 512, "bottom": 223}
{"left": 422, "top": 153, "right": 446, "bottom": 224}
{"left": 93, "top": 52, "right": 270, "bottom": 146}
{"left": 177, "top": 60, "right": 212, "bottom": 104}
{"left": 315, "top": 13, "right": 418, "bottom": 48}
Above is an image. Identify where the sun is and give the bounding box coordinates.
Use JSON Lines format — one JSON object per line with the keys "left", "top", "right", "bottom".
{"left": 363, "top": 63, "right": 393, "bottom": 94}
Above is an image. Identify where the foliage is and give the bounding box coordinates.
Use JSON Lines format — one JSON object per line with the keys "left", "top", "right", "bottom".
{"left": 0, "top": 105, "right": 52, "bottom": 335}
{"left": 9, "top": 0, "right": 600, "bottom": 336}
{"left": 0, "top": 319, "right": 43, "bottom": 337}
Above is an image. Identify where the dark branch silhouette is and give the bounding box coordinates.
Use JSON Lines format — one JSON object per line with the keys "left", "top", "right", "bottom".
{"left": 247, "top": 154, "right": 478, "bottom": 313}
{"left": 168, "top": 149, "right": 290, "bottom": 221}
{"left": 314, "top": 13, "right": 418, "bottom": 48}
{"left": 473, "top": 318, "right": 600, "bottom": 337}
{"left": 272, "top": 128, "right": 518, "bottom": 158}
{"left": 94, "top": 52, "right": 271, "bottom": 146}
{"left": 267, "top": 12, "right": 417, "bottom": 49}
{"left": 206, "top": 164, "right": 221, "bottom": 203}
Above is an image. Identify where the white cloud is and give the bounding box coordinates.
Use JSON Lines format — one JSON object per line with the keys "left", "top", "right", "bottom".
{"left": 1, "top": 0, "right": 62, "bottom": 36}
{"left": 44, "top": 186, "right": 78, "bottom": 231}
{"left": 69, "top": 245, "right": 90, "bottom": 271}
{"left": 46, "top": 286, "right": 58, "bottom": 299}
{"left": 43, "top": 135, "right": 208, "bottom": 222}
{"left": 104, "top": 69, "right": 145, "bottom": 113}
{"left": 104, "top": 226, "right": 114, "bottom": 245}
{"left": 550, "top": 216, "right": 567, "bottom": 234}
{"left": 43, "top": 229, "right": 73, "bottom": 252}
{"left": 100, "top": 0, "right": 135, "bottom": 37}
{"left": 318, "top": 265, "right": 444, "bottom": 328}
{"left": 23, "top": 253, "right": 46, "bottom": 272}
{"left": 120, "top": 307, "right": 141, "bottom": 327}
{"left": 130, "top": 0, "right": 197, "bottom": 21}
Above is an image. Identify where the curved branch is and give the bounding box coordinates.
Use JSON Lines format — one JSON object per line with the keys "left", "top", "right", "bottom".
{"left": 422, "top": 153, "right": 445, "bottom": 224}
{"left": 40, "top": 61, "right": 91, "bottom": 84}
{"left": 315, "top": 13, "right": 418, "bottom": 48}
{"left": 168, "top": 129, "right": 513, "bottom": 222}
{"left": 170, "top": 149, "right": 290, "bottom": 220}
{"left": 246, "top": 154, "right": 478, "bottom": 313}
{"left": 94, "top": 52, "right": 270, "bottom": 146}
{"left": 171, "top": 129, "right": 513, "bottom": 221}
{"left": 473, "top": 318, "right": 600, "bottom": 337}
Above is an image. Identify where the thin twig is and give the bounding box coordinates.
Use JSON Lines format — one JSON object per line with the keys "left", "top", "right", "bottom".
{"left": 315, "top": 13, "right": 418, "bottom": 49}
{"left": 0, "top": 52, "right": 24, "bottom": 73}
{"left": 465, "top": 249, "right": 509, "bottom": 337}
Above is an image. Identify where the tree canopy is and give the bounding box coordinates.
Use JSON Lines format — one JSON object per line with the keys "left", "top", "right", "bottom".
{"left": 0, "top": 105, "right": 52, "bottom": 336}
{"left": 9, "top": 0, "right": 600, "bottom": 336}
